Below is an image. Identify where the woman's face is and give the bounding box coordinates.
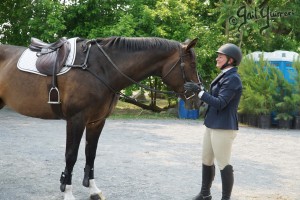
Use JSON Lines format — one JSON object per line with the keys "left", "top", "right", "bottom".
{"left": 216, "top": 53, "right": 228, "bottom": 69}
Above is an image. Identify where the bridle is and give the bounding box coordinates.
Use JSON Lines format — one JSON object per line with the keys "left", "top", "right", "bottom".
{"left": 161, "top": 47, "right": 185, "bottom": 80}
{"left": 67, "top": 39, "right": 200, "bottom": 101}
{"left": 161, "top": 47, "right": 199, "bottom": 100}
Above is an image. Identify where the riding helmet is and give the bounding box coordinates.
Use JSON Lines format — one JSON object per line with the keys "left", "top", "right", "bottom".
{"left": 216, "top": 43, "right": 242, "bottom": 66}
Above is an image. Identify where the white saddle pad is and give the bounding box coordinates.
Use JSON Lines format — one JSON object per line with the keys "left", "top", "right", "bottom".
{"left": 17, "top": 37, "right": 77, "bottom": 76}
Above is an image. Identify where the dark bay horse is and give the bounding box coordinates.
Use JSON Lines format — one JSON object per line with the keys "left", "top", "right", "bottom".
{"left": 0, "top": 36, "right": 202, "bottom": 200}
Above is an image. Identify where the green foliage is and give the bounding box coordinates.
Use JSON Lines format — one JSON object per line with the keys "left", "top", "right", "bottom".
{"left": 271, "top": 61, "right": 295, "bottom": 120}
{"left": 100, "top": 13, "right": 136, "bottom": 37}
{"left": 0, "top": 0, "right": 34, "bottom": 45}
{"left": 275, "top": 95, "right": 295, "bottom": 120}
{"left": 291, "top": 59, "right": 300, "bottom": 115}
{"left": 238, "top": 55, "right": 282, "bottom": 115}
{"left": 28, "top": 0, "right": 66, "bottom": 42}
{"left": 239, "top": 53, "right": 300, "bottom": 121}
{"left": 62, "top": 0, "right": 129, "bottom": 38}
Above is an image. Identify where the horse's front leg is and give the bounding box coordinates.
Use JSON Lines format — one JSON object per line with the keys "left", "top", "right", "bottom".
{"left": 60, "top": 115, "right": 85, "bottom": 200}
{"left": 83, "top": 119, "right": 106, "bottom": 200}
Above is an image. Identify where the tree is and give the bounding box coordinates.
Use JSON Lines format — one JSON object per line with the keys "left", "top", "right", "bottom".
{"left": 28, "top": 0, "right": 66, "bottom": 42}
{"left": 62, "top": 0, "right": 129, "bottom": 38}
{"left": 0, "top": 0, "right": 34, "bottom": 45}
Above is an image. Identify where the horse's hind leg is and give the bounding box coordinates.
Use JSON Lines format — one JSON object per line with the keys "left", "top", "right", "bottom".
{"left": 60, "top": 115, "right": 85, "bottom": 200}
{"left": 83, "top": 119, "right": 106, "bottom": 200}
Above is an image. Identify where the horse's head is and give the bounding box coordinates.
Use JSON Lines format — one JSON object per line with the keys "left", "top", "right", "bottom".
{"left": 162, "top": 38, "right": 203, "bottom": 109}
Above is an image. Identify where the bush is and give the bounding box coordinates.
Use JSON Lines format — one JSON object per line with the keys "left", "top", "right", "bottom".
{"left": 291, "top": 59, "right": 300, "bottom": 116}
{"left": 274, "top": 59, "right": 299, "bottom": 121}
{"left": 238, "top": 55, "right": 281, "bottom": 116}
{"left": 239, "top": 54, "right": 300, "bottom": 127}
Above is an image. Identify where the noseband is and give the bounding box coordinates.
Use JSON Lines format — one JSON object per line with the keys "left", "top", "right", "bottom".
{"left": 68, "top": 39, "right": 200, "bottom": 100}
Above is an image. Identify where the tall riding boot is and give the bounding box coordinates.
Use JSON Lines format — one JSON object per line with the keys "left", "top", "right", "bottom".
{"left": 193, "top": 164, "right": 215, "bottom": 200}
{"left": 220, "top": 165, "right": 234, "bottom": 200}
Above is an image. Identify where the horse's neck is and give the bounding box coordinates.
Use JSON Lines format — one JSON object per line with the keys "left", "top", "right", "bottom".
{"left": 107, "top": 50, "right": 176, "bottom": 90}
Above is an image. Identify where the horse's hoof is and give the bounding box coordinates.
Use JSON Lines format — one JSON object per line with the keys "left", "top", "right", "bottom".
{"left": 90, "top": 192, "right": 106, "bottom": 200}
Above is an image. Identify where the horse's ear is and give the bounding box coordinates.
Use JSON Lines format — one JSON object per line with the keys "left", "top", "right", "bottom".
{"left": 185, "top": 38, "right": 198, "bottom": 51}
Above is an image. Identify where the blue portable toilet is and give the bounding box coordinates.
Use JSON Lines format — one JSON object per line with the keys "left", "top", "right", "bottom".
{"left": 178, "top": 98, "right": 199, "bottom": 119}
{"left": 247, "top": 50, "right": 299, "bottom": 84}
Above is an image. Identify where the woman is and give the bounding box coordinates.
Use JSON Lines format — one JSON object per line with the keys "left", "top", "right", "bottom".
{"left": 184, "top": 43, "right": 243, "bottom": 200}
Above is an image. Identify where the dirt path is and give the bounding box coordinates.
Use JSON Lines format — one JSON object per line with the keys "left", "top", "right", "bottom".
{"left": 0, "top": 107, "right": 299, "bottom": 200}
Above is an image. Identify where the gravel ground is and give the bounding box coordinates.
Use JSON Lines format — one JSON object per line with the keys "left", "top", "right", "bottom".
{"left": 0, "top": 107, "right": 299, "bottom": 200}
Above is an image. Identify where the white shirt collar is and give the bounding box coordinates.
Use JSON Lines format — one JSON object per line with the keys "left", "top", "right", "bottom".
{"left": 222, "top": 67, "right": 234, "bottom": 73}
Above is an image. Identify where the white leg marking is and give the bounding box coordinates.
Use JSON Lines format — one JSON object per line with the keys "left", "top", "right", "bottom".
{"left": 89, "top": 179, "right": 105, "bottom": 200}
{"left": 64, "top": 185, "right": 76, "bottom": 200}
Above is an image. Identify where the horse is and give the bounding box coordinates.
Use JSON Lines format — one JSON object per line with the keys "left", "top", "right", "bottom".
{"left": 0, "top": 36, "right": 202, "bottom": 200}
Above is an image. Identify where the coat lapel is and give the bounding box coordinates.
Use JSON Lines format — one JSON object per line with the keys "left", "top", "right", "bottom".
{"left": 210, "top": 72, "right": 225, "bottom": 87}
{"left": 210, "top": 67, "right": 238, "bottom": 89}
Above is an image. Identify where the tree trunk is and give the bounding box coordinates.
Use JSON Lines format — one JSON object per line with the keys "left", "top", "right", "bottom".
{"left": 120, "top": 97, "right": 163, "bottom": 113}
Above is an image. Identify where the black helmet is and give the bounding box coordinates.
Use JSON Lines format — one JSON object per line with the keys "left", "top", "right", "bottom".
{"left": 216, "top": 43, "right": 242, "bottom": 66}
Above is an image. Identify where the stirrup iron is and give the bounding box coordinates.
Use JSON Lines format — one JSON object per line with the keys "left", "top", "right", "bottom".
{"left": 48, "top": 87, "right": 61, "bottom": 104}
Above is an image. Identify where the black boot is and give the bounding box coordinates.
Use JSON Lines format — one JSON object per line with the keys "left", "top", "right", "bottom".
{"left": 220, "top": 165, "right": 234, "bottom": 200}
{"left": 193, "top": 164, "right": 215, "bottom": 200}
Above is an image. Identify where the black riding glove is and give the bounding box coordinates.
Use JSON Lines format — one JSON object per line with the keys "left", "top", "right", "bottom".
{"left": 184, "top": 82, "right": 203, "bottom": 93}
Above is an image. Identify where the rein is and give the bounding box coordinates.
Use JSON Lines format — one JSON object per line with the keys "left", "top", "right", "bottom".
{"left": 67, "top": 39, "right": 194, "bottom": 100}
{"left": 94, "top": 41, "right": 179, "bottom": 96}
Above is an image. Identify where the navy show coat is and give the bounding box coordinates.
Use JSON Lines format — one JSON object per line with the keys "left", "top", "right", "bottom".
{"left": 200, "top": 67, "right": 242, "bottom": 130}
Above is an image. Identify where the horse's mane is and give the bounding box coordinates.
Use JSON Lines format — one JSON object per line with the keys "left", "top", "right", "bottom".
{"left": 97, "top": 37, "right": 181, "bottom": 52}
